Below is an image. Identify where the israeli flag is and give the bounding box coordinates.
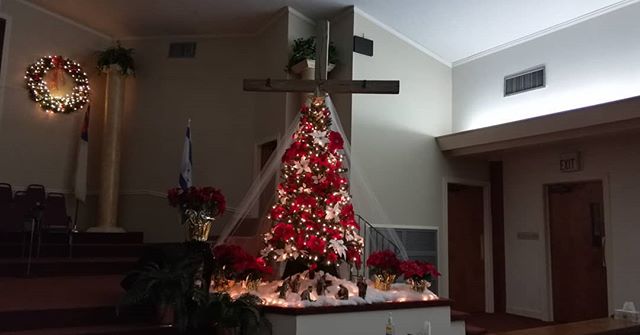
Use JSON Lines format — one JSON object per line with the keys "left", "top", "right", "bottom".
{"left": 179, "top": 119, "right": 193, "bottom": 190}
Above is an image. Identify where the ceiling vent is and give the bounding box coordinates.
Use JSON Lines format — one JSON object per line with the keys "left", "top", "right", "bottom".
{"left": 504, "top": 65, "right": 545, "bottom": 96}
{"left": 169, "top": 42, "right": 197, "bottom": 58}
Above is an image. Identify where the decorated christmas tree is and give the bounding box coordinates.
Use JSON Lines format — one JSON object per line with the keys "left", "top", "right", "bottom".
{"left": 262, "top": 96, "right": 364, "bottom": 271}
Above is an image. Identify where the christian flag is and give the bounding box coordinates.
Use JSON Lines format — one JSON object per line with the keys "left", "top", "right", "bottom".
{"left": 74, "top": 107, "right": 89, "bottom": 202}
{"left": 179, "top": 119, "right": 193, "bottom": 190}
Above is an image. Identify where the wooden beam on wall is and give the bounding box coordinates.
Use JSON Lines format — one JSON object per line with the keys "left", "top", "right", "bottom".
{"left": 316, "top": 20, "right": 330, "bottom": 81}
{"left": 243, "top": 79, "right": 400, "bottom": 94}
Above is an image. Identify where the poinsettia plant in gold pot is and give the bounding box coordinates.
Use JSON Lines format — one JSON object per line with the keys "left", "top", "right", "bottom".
{"left": 168, "top": 187, "right": 226, "bottom": 241}
{"left": 366, "top": 250, "right": 401, "bottom": 291}
{"left": 399, "top": 260, "right": 441, "bottom": 293}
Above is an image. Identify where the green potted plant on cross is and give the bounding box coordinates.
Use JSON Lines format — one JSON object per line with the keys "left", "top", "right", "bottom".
{"left": 286, "top": 36, "right": 338, "bottom": 79}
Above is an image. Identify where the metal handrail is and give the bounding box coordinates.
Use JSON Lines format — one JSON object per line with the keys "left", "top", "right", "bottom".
{"left": 356, "top": 214, "right": 402, "bottom": 275}
{"left": 357, "top": 214, "right": 401, "bottom": 252}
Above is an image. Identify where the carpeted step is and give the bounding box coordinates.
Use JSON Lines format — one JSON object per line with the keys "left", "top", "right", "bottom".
{"left": 0, "top": 232, "right": 144, "bottom": 245}
{"left": 34, "top": 243, "right": 145, "bottom": 258}
{"left": 466, "top": 323, "right": 489, "bottom": 335}
{"left": 451, "top": 309, "right": 470, "bottom": 321}
{"left": 0, "top": 323, "right": 176, "bottom": 335}
{"left": 41, "top": 233, "right": 144, "bottom": 245}
{"left": 0, "top": 305, "right": 157, "bottom": 332}
{"left": 0, "top": 257, "right": 137, "bottom": 276}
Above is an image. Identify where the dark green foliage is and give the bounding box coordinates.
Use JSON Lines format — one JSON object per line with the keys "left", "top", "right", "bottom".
{"left": 121, "top": 242, "right": 269, "bottom": 335}
{"left": 120, "top": 250, "right": 207, "bottom": 332}
{"left": 203, "top": 292, "right": 271, "bottom": 335}
{"left": 97, "top": 41, "right": 135, "bottom": 76}
{"left": 286, "top": 36, "right": 338, "bottom": 72}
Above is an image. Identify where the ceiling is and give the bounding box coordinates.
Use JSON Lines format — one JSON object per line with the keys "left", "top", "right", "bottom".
{"left": 26, "top": 0, "right": 633, "bottom": 64}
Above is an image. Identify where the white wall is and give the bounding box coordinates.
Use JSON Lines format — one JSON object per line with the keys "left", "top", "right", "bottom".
{"left": 0, "top": 3, "right": 333, "bottom": 243}
{"left": 285, "top": 9, "right": 315, "bottom": 126}
{"left": 114, "top": 8, "right": 314, "bottom": 242}
{"left": 0, "top": 0, "right": 109, "bottom": 214}
{"left": 453, "top": 2, "right": 640, "bottom": 131}
{"left": 350, "top": 8, "right": 488, "bottom": 297}
{"left": 502, "top": 132, "right": 640, "bottom": 320}
{"left": 116, "top": 35, "right": 259, "bottom": 241}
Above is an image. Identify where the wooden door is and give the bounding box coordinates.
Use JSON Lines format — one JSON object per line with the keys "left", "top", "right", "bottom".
{"left": 548, "top": 181, "right": 608, "bottom": 323}
{"left": 448, "top": 183, "right": 486, "bottom": 312}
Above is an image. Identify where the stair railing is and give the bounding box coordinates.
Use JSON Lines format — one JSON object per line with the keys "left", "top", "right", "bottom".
{"left": 357, "top": 214, "right": 401, "bottom": 276}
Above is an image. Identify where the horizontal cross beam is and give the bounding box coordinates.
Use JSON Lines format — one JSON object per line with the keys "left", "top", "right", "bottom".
{"left": 243, "top": 79, "right": 399, "bottom": 94}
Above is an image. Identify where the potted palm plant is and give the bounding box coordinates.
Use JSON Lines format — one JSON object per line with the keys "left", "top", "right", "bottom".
{"left": 120, "top": 249, "right": 209, "bottom": 333}
{"left": 205, "top": 292, "right": 269, "bottom": 335}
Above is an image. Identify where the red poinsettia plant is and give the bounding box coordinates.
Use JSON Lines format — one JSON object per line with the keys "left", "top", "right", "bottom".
{"left": 212, "top": 244, "right": 272, "bottom": 280}
{"left": 235, "top": 256, "right": 273, "bottom": 281}
{"left": 366, "top": 250, "right": 401, "bottom": 276}
{"left": 167, "top": 186, "right": 226, "bottom": 218}
{"left": 399, "top": 260, "right": 441, "bottom": 283}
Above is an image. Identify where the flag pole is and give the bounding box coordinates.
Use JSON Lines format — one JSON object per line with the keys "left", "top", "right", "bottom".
{"left": 72, "top": 199, "right": 80, "bottom": 233}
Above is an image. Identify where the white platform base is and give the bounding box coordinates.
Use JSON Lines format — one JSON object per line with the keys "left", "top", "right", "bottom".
{"left": 265, "top": 303, "right": 464, "bottom": 335}
{"left": 86, "top": 226, "right": 126, "bottom": 233}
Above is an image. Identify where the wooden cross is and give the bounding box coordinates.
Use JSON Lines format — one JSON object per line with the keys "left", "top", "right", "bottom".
{"left": 243, "top": 21, "right": 399, "bottom": 95}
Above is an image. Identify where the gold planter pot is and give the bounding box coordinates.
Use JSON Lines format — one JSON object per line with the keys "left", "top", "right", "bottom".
{"left": 212, "top": 275, "right": 234, "bottom": 292}
{"left": 245, "top": 278, "right": 261, "bottom": 292}
{"left": 407, "top": 278, "right": 430, "bottom": 293}
{"left": 373, "top": 273, "right": 397, "bottom": 291}
{"left": 183, "top": 209, "right": 214, "bottom": 241}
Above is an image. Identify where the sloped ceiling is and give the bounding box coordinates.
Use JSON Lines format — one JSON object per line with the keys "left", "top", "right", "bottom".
{"left": 25, "top": 0, "right": 635, "bottom": 63}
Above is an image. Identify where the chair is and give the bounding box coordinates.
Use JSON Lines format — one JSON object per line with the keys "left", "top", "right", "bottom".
{"left": 0, "top": 183, "right": 12, "bottom": 204}
{"left": 0, "top": 192, "right": 33, "bottom": 258}
{"left": 37, "top": 192, "right": 72, "bottom": 257}
{"left": 25, "top": 184, "right": 46, "bottom": 208}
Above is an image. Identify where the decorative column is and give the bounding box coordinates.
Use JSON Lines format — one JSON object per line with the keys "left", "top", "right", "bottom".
{"left": 90, "top": 67, "right": 126, "bottom": 232}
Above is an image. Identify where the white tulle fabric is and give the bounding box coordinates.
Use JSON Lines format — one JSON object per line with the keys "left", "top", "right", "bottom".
{"left": 216, "top": 95, "right": 408, "bottom": 261}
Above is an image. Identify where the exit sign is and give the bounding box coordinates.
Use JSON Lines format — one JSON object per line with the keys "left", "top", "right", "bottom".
{"left": 560, "top": 152, "right": 581, "bottom": 172}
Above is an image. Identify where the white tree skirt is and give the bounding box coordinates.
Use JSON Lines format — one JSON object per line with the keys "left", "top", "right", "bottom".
{"left": 225, "top": 271, "right": 438, "bottom": 308}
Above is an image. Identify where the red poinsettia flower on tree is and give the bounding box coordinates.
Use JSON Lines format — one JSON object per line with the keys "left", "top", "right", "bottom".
{"left": 347, "top": 247, "right": 362, "bottom": 269}
{"left": 270, "top": 205, "right": 286, "bottom": 220}
{"left": 328, "top": 131, "right": 344, "bottom": 152}
{"left": 326, "top": 252, "right": 338, "bottom": 263}
{"left": 307, "top": 235, "right": 326, "bottom": 254}
{"left": 271, "top": 223, "right": 296, "bottom": 243}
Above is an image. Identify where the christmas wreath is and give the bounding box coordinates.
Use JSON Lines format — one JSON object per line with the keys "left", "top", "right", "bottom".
{"left": 24, "top": 55, "right": 90, "bottom": 113}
